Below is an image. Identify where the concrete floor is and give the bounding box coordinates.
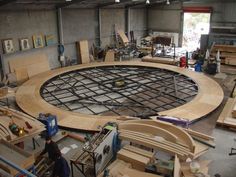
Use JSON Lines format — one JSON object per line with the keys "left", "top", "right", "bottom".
{"left": 3, "top": 64, "right": 236, "bottom": 177}
{"left": 203, "top": 128, "right": 236, "bottom": 177}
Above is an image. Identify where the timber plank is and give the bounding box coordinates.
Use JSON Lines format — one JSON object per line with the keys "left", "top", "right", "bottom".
{"left": 117, "top": 148, "right": 150, "bottom": 171}
{"left": 142, "top": 56, "right": 178, "bottom": 65}
{"left": 123, "top": 145, "right": 154, "bottom": 159}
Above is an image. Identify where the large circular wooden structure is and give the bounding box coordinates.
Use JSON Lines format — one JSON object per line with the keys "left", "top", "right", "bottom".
{"left": 16, "top": 61, "right": 224, "bottom": 131}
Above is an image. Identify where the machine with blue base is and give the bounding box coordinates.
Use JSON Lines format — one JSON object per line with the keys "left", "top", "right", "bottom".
{"left": 38, "top": 113, "right": 58, "bottom": 137}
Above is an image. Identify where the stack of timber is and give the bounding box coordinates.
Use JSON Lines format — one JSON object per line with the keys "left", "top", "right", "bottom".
{"left": 142, "top": 55, "right": 178, "bottom": 65}
{"left": 8, "top": 53, "right": 50, "bottom": 84}
{"left": 0, "top": 107, "right": 45, "bottom": 144}
{"left": 217, "top": 97, "right": 236, "bottom": 129}
{"left": 211, "top": 44, "right": 236, "bottom": 65}
{"left": 118, "top": 120, "right": 214, "bottom": 160}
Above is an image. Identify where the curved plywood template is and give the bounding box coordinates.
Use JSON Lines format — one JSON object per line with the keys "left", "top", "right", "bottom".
{"left": 15, "top": 61, "right": 224, "bottom": 131}
{"left": 119, "top": 120, "right": 195, "bottom": 152}
{"left": 119, "top": 123, "right": 178, "bottom": 143}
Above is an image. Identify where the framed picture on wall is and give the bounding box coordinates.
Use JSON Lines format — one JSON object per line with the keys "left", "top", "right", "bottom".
{"left": 32, "top": 34, "right": 44, "bottom": 48}
{"left": 19, "top": 38, "right": 30, "bottom": 51}
{"left": 2, "top": 39, "right": 14, "bottom": 54}
{"left": 45, "top": 34, "right": 55, "bottom": 46}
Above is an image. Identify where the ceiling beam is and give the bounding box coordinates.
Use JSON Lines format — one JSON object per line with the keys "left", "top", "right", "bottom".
{"left": 0, "top": 0, "right": 17, "bottom": 6}
{"left": 125, "top": 1, "right": 145, "bottom": 8}
{"left": 56, "top": 0, "right": 87, "bottom": 9}
{"left": 98, "top": 0, "right": 132, "bottom": 8}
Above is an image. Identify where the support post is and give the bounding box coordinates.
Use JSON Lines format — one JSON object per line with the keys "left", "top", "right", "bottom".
{"left": 125, "top": 7, "right": 131, "bottom": 39}
{"left": 98, "top": 8, "right": 102, "bottom": 47}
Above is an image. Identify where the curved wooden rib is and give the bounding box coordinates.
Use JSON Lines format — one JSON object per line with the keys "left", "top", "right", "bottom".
{"left": 119, "top": 123, "right": 178, "bottom": 143}
{"left": 119, "top": 130, "right": 190, "bottom": 153}
{"left": 15, "top": 61, "right": 224, "bottom": 131}
{"left": 119, "top": 119, "right": 195, "bottom": 152}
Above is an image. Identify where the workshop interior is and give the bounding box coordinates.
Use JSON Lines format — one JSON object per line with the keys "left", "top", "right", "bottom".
{"left": 0, "top": 0, "right": 236, "bottom": 177}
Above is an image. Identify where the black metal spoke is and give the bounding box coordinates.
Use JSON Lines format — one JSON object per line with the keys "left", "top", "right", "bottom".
{"left": 40, "top": 65, "right": 198, "bottom": 117}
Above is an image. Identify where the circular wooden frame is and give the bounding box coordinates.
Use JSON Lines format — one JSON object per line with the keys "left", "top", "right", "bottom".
{"left": 16, "top": 61, "right": 224, "bottom": 131}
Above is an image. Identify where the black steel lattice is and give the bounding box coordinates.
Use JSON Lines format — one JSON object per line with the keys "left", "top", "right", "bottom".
{"left": 40, "top": 66, "right": 198, "bottom": 117}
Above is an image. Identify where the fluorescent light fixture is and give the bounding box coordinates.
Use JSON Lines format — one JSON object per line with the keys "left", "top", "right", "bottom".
{"left": 146, "top": 0, "right": 150, "bottom": 4}
{"left": 166, "top": 0, "right": 170, "bottom": 5}
{"left": 115, "top": 0, "right": 120, "bottom": 2}
{"left": 66, "top": 0, "right": 72, "bottom": 1}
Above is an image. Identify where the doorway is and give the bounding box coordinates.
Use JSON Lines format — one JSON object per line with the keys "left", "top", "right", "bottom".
{"left": 182, "top": 12, "right": 211, "bottom": 51}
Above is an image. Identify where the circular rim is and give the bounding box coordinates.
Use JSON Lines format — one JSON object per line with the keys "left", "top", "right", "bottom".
{"left": 15, "top": 61, "right": 224, "bottom": 131}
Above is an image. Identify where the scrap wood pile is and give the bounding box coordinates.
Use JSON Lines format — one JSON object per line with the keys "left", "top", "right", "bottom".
{"left": 217, "top": 96, "right": 236, "bottom": 129}
{"left": 99, "top": 120, "right": 214, "bottom": 177}
{"left": 210, "top": 44, "right": 236, "bottom": 66}
{"left": 0, "top": 107, "right": 44, "bottom": 144}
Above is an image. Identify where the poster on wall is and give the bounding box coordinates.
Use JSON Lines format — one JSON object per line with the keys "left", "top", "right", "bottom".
{"left": 45, "top": 34, "right": 55, "bottom": 46}
{"left": 2, "top": 39, "right": 14, "bottom": 54}
{"left": 19, "top": 38, "right": 30, "bottom": 51}
{"left": 32, "top": 34, "right": 44, "bottom": 48}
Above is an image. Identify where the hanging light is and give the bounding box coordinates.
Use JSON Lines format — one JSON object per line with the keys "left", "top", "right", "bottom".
{"left": 166, "top": 0, "right": 170, "bottom": 5}
{"left": 146, "top": 0, "right": 150, "bottom": 4}
{"left": 115, "top": 0, "right": 120, "bottom": 2}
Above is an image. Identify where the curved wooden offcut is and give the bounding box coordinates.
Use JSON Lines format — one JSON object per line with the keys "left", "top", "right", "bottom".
{"left": 15, "top": 61, "right": 224, "bottom": 131}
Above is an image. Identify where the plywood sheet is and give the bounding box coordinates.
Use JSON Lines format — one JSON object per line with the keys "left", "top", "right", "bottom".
{"left": 76, "top": 40, "right": 90, "bottom": 64}
{"left": 117, "top": 29, "right": 129, "bottom": 44}
{"left": 14, "top": 67, "right": 29, "bottom": 84}
{"left": 105, "top": 50, "right": 115, "bottom": 62}
{"left": 8, "top": 53, "right": 49, "bottom": 73}
{"left": 8, "top": 53, "right": 50, "bottom": 84}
